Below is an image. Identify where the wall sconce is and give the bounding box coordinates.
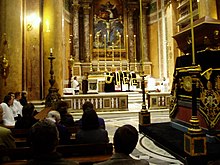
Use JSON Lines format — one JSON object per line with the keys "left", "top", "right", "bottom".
{"left": 0, "top": 33, "right": 9, "bottom": 79}
{"left": 26, "top": 13, "right": 41, "bottom": 31}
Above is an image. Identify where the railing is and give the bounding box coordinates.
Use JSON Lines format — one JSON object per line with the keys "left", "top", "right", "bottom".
{"left": 147, "top": 92, "right": 171, "bottom": 110}
{"left": 62, "top": 92, "right": 128, "bottom": 112}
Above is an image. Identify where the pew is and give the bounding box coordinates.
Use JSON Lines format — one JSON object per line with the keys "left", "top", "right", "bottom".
{"left": 10, "top": 125, "right": 80, "bottom": 147}
{"left": 1, "top": 143, "right": 113, "bottom": 165}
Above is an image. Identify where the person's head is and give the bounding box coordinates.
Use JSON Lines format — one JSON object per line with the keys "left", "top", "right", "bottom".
{"left": 113, "top": 124, "right": 138, "bottom": 155}
{"left": 74, "top": 76, "right": 77, "bottom": 80}
{"left": 3, "top": 95, "right": 13, "bottom": 106}
{"left": 56, "top": 101, "right": 68, "bottom": 116}
{"left": 82, "top": 101, "right": 94, "bottom": 112}
{"left": 15, "top": 92, "right": 21, "bottom": 100}
{"left": 22, "top": 103, "right": 35, "bottom": 117}
{"left": 82, "top": 110, "right": 99, "bottom": 130}
{"left": 21, "top": 91, "right": 27, "bottom": 98}
{"left": 47, "top": 110, "right": 61, "bottom": 123}
{"left": 29, "top": 119, "right": 59, "bottom": 155}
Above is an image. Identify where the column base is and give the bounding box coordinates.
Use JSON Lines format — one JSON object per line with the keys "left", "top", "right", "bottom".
{"left": 184, "top": 132, "right": 207, "bottom": 156}
{"left": 139, "top": 111, "right": 150, "bottom": 133}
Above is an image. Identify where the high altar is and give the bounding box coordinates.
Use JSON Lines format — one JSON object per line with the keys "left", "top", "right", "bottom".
{"left": 69, "top": 0, "right": 152, "bottom": 90}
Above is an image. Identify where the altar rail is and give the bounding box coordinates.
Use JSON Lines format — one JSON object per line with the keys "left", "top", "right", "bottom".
{"left": 62, "top": 93, "right": 128, "bottom": 112}
{"left": 147, "top": 92, "right": 171, "bottom": 110}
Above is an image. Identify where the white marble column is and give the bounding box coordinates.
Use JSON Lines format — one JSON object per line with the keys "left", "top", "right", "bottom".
{"left": 72, "top": 1, "right": 80, "bottom": 62}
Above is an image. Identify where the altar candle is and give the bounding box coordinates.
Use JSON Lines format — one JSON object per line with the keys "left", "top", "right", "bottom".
{"left": 90, "top": 34, "right": 92, "bottom": 61}
{"left": 112, "top": 42, "right": 114, "bottom": 63}
{"left": 134, "top": 35, "right": 136, "bottom": 60}
{"left": 126, "top": 35, "right": 128, "bottom": 61}
{"left": 50, "top": 48, "right": 53, "bottom": 53}
{"left": 104, "top": 34, "right": 107, "bottom": 61}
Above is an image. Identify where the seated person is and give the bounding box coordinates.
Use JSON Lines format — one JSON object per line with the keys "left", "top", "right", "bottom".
{"left": 95, "top": 124, "right": 149, "bottom": 165}
{"left": 0, "top": 106, "right": 16, "bottom": 163}
{"left": 0, "top": 95, "right": 15, "bottom": 127}
{"left": 28, "top": 119, "right": 79, "bottom": 165}
{"left": 15, "top": 103, "right": 38, "bottom": 129}
{"left": 56, "top": 101, "right": 74, "bottom": 127}
{"left": 47, "top": 110, "right": 71, "bottom": 144}
{"left": 76, "top": 101, "right": 105, "bottom": 129}
{"left": 13, "top": 92, "right": 23, "bottom": 119}
{"left": 76, "top": 110, "right": 109, "bottom": 144}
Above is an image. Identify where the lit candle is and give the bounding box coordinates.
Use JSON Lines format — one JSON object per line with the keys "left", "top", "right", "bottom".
{"left": 119, "top": 34, "right": 122, "bottom": 70}
{"left": 112, "top": 42, "right": 114, "bottom": 67}
{"left": 50, "top": 48, "right": 53, "bottom": 53}
{"left": 89, "top": 34, "right": 92, "bottom": 61}
{"left": 104, "top": 34, "right": 107, "bottom": 62}
{"left": 134, "top": 35, "right": 136, "bottom": 60}
{"left": 126, "top": 35, "right": 128, "bottom": 61}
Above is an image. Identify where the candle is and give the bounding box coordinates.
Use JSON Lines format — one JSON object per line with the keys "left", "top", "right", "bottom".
{"left": 134, "top": 35, "right": 136, "bottom": 60}
{"left": 104, "top": 34, "right": 107, "bottom": 62}
{"left": 89, "top": 34, "right": 92, "bottom": 61}
{"left": 119, "top": 34, "right": 122, "bottom": 70}
{"left": 50, "top": 48, "right": 53, "bottom": 53}
{"left": 126, "top": 35, "right": 128, "bottom": 61}
{"left": 112, "top": 42, "right": 114, "bottom": 67}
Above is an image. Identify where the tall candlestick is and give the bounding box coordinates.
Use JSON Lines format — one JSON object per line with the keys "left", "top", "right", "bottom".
{"left": 112, "top": 42, "right": 114, "bottom": 67}
{"left": 97, "top": 34, "right": 100, "bottom": 71}
{"left": 89, "top": 34, "right": 93, "bottom": 71}
{"left": 126, "top": 35, "right": 129, "bottom": 71}
{"left": 119, "top": 34, "right": 122, "bottom": 70}
{"left": 134, "top": 35, "right": 137, "bottom": 71}
{"left": 104, "top": 34, "right": 107, "bottom": 71}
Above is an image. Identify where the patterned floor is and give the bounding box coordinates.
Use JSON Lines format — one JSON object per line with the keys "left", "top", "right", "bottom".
{"left": 103, "top": 114, "right": 183, "bottom": 165}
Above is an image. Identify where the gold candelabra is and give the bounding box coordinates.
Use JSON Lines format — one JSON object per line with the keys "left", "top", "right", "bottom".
{"left": 119, "top": 34, "right": 122, "bottom": 70}
{"left": 112, "top": 42, "right": 115, "bottom": 68}
{"left": 134, "top": 35, "right": 137, "bottom": 72}
{"left": 0, "top": 33, "right": 9, "bottom": 79}
{"left": 89, "top": 34, "right": 93, "bottom": 72}
{"left": 97, "top": 34, "right": 100, "bottom": 72}
{"left": 104, "top": 34, "right": 107, "bottom": 71}
{"left": 126, "top": 35, "right": 129, "bottom": 71}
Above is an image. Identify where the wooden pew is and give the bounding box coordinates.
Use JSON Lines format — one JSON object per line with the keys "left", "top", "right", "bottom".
{"left": 1, "top": 143, "right": 113, "bottom": 165}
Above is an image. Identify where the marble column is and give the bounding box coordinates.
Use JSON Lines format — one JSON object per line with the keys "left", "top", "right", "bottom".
{"left": 72, "top": 1, "right": 80, "bottom": 62}
{"left": 0, "top": 0, "right": 23, "bottom": 101}
{"left": 142, "top": 3, "right": 149, "bottom": 62}
{"left": 199, "top": 0, "right": 217, "bottom": 19}
{"left": 83, "top": 4, "right": 91, "bottom": 62}
{"left": 127, "top": 8, "right": 135, "bottom": 62}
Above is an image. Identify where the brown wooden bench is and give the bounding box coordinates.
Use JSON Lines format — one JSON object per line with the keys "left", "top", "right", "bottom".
{"left": 1, "top": 143, "right": 113, "bottom": 165}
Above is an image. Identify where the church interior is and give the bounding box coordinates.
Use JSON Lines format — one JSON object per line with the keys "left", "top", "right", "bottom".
{"left": 0, "top": 0, "right": 220, "bottom": 164}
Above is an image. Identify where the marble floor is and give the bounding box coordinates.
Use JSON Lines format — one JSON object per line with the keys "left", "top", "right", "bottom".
{"left": 73, "top": 102, "right": 183, "bottom": 165}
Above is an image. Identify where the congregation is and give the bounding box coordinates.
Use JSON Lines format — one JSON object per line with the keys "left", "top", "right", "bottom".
{"left": 0, "top": 91, "right": 150, "bottom": 164}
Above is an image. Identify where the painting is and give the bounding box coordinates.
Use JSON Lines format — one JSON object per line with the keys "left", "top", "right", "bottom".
{"left": 93, "top": 0, "right": 124, "bottom": 49}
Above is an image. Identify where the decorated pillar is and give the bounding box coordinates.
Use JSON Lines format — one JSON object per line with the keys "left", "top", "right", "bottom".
{"left": 72, "top": 0, "right": 80, "bottom": 62}
{"left": 83, "top": 4, "right": 91, "bottom": 62}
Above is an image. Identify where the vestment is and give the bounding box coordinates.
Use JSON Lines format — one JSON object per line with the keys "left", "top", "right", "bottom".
{"left": 76, "top": 128, "right": 109, "bottom": 144}
{"left": 27, "top": 152, "right": 79, "bottom": 165}
{"left": 94, "top": 153, "right": 149, "bottom": 165}
{"left": 72, "top": 79, "right": 80, "bottom": 95}
{"left": 0, "top": 103, "right": 15, "bottom": 126}
{"left": 11, "top": 99, "right": 23, "bottom": 117}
